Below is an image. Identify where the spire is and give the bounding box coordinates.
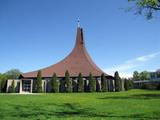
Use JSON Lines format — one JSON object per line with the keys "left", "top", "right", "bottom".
{"left": 75, "top": 26, "right": 84, "bottom": 47}
{"left": 21, "top": 25, "right": 108, "bottom": 78}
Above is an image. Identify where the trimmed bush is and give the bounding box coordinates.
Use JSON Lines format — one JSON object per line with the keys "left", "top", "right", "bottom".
{"left": 65, "top": 70, "right": 72, "bottom": 93}
{"left": 124, "top": 79, "right": 133, "bottom": 91}
{"left": 124, "top": 79, "right": 129, "bottom": 91}
{"left": 36, "top": 70, "right": 42, "bottom": 93}
{"left": 88, "top": 72, "right": 96, "bottom": 92}
{"left": 78, "top": 73, "right": 84, "bottom": 92}
{"left": 157, "top": 84, "right": 160, "bottom": 90}
{"left": 0, "top": 80, "right": 1, "bottom": 93}
{"left": 101, "top": 73, "right": 108, "bottom": 92}
{"left": 51, "top": 73, "right": 59, "bottom": 93}
{"left": 114, "top": 71, "right": 121, "bottom": 92}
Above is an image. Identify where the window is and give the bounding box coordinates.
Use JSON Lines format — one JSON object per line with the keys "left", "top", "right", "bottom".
{"left": 157, "top": 72, "right": 160, "bottom": 78}
{"left": 150, "top": 73, "right": 155, "bottom": 79}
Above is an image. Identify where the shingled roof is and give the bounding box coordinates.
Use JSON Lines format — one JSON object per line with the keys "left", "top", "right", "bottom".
{"left": 21, "top": 27, "right": 110, "bottom": 78}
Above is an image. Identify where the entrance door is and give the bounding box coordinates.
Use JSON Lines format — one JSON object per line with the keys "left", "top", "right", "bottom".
{"left": 22, "top": 80, "right": 31, "bottom": 92}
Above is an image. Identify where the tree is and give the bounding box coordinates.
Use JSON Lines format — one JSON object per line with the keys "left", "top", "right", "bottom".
{"left": 101, "top": 73, "right": 108, "bottom": 92}
{"left": 128, "top": 0, "right": 160, "bottom": 19}
{"left": 129, "top": 79, "right": 134, "bottom": 89}
{"left": 36, "top": 70, "right": 42, "bottom": 93}
{"left": 0, "top": 73, "right": 8, "bottom": 92}
{"left": 139, "top": 71, "right": 150, "bottom": 80}
{"left": 0, "top": 77, "right": 1, "bottom": 93}
{"left": 133, "top": 71, "right": 140, "bottom": 81}
{"left": 65, "top": 70, "right": 72, "bottom": 93}
{"left": 114, "top": 71, "right": 121, "bottom": 92}
{"left": 124, "top": 79, "right": 129, "bottom": 91}
{"left": 77, "top": 73, "right": 84, "bottom": 92}
{"left": 124, "top": 78, "right": 134, "bottom": 90}
{"left": 51, "top": 73, "right": 59, "bottom": 93}
{"left": 9, "top": 80, "right": 15, "bottom": 93}
{"left": 5, "top": 69, "right": 22, "bottom": 79}
{"left": 0, "top": 73, "right": 2, "bottom": 93}
{"left": 88, "top": 72, "right": 96, "bottom": 92}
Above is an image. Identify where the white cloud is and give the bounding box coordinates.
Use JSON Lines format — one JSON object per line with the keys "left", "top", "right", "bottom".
{"left": 103, "top": 52, "right": 160, "bottom": 78}
{"left": 126, "top": 52, "right": 160, "bottom": 63}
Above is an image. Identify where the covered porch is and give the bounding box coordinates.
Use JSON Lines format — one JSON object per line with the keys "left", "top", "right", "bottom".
{"left": 19, "top": 79, "right": 33, "bottom": 93}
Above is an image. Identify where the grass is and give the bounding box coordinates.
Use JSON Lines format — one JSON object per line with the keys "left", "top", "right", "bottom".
{"left": 0, "top": 89, "right": 160, "bottom": 120}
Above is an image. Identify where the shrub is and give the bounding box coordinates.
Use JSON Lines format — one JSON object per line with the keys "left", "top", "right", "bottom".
{"left": 65, "top": 70, "right": 72, "bottom": 93}
{"left": 36, "top": 70, "right": 42, "bottom": 93}
{"left": 114, "top": 71, "right": 121, "bottom": 92}
{"left": 78, "top": 73, "right": 84, "bottom": 92}
{"left": 157, "top": 84, "right": 160, "bottom": 90}
{"left": 101, "top": 73, "right": 108, "bottom": 92}
{"left": 124, "top": 79, "right": 129, "bottom": 91}
{"left": 0, "top": 74, "right": 7, "bottom": 93}
{"left": 0, "top": 80, "right": 1, "bottom": 93}
{"left": 51, "top": 73, "right": 59, "bottom": 93}
{"left": 88, "top": 72, "right": 96, "bottom": 92}
{"left": 124, "top": 79, "right": 133, "bottom": 91}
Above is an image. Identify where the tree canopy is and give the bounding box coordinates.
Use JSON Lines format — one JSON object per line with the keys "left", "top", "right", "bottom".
{"left": 5, "top": 69, "right": 22, "bottom": 79}
{"left": 0, "top": 69, "right": 22, "bottom": 92}
{"left": 128, "top": 0, "right": 160, "bottom": 19}
{"left": 140, "top": 71, "right": 150, "bottom": 80}
{"left": 133, "top": 71, "right": 140, "bottom": 81}
{"left": 133, "top": 71, "right": 150, "bottom": 80}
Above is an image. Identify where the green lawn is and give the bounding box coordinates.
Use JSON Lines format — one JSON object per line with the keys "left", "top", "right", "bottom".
{"left": 0, "top": 90, "right": 160, "bottom": 120}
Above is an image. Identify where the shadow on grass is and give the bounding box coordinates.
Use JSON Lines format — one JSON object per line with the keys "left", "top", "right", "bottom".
{"left": 54, "top": 103, "right": 112, "bottom": 118}
{"left": 1, "top": 103, "right": 159, "bottom": 119}
{"left": 99, "top": 94, "right": 160, "bottom": 100}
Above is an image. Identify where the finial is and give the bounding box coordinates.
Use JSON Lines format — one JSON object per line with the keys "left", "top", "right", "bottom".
{"left": 77, "top": 17, "right": 80, "bottom": 27}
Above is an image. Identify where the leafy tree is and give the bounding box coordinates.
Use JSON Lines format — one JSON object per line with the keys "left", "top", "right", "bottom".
{"left": 77, "top": 73, "right": 84, "bottom": 92}
{"left": 140, "top": 71, "right": 150, "bottom": 80}
{"left": 5, "top": 69, "right": 22, "bottom": 79}
{"left": 65, "top": 70, "right": 72, "bottom": 93}
{"left": 88, "top": 72, "right": 96, "bottom": 92}
{"left": 0, "top": 69, "right": 21, "bottom": 92}
{"left": 51, "top": 73, "right": 59, "bottom": 93}
{"left": 0, "top": 73, "right": 8, "bottom": 92}
{"left": 101, "top": 73, "right": 108, "bottom": 92}
{"left": 133, "top": 71, "right": 140, "bottom": 81}
{"left": 114, "top": 71, "right": 121, "bottom": 92}
{"left": 128, "top": 0, "right": 160, "bottom": 19}
{"left": 36, "top": 70, "right": 42, "bottom": 93}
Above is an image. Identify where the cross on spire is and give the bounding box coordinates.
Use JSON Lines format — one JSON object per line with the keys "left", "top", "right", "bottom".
{"left": 77, "top": 17, "right": 80, "bottom": 27}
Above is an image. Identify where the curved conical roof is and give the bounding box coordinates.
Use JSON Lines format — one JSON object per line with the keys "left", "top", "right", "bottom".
{"left": 21, "top": 27, "right": 109, "bottom": 78}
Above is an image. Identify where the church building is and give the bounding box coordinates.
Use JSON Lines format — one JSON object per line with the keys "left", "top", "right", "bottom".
{"left": 7, "top": 24, "right": 115, "bottom": 93}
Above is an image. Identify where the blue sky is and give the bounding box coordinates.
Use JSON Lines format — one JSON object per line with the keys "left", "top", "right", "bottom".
{"left": 0, "top": 0, "right": 160, "bottom": 77}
